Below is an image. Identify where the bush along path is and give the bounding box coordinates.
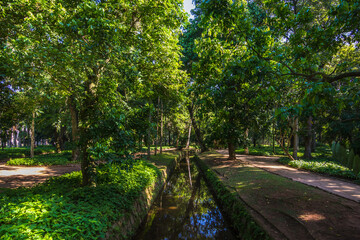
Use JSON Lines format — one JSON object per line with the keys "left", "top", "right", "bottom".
{"left": 0, "top": 151, "right": 182, "bottom": 239}
{"left": 199, "top": 151, "right": 360, "bottom": 240}
{"left": 217, "top": 150, "right": 360, "bottom": 203}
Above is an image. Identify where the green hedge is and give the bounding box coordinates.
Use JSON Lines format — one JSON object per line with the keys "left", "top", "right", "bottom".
{"left": 0, "top": 146, "right": 56, "bottom": 160}
{"left": 193, "top": 155, "right": 270, "bottom": 240}
{"left": 6, "top": 151, "right": 73, "bottom": 166}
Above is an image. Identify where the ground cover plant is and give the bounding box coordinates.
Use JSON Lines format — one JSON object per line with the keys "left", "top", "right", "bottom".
{"left": 236, "top": 145, "right": 285, "bottom": 156}
{"left": 278, "top": 157, "right": 358, "bottom": 180}
{"left": 0, "top": 152, "right": 179, "bottom": 239}
{"left": 237, "top": 144, "right": 359, "bottom": 180}
{"left": 277, "top": 145, "right": 360, "bottom": 180}
{"left": 6, "top": 151, "right": 73, "bottom": 166}
{"left": 0, "top": 146, "right": 56, "bottom": 161}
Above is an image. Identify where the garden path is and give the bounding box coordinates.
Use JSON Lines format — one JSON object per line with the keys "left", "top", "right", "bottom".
{"left": 217, "top": 150, "right": 360, "bottom": 203}
{"left": 0, "top": 163, "right": 81, "bottom": 189}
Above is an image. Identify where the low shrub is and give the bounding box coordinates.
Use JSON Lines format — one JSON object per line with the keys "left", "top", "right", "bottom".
{"left": 278, "top": 157, "right": 358, "bottom": 180}
{"left": 7, "top": 151, "right": 73, "bottom": 166}
{"left": 0, "top": 146, "right": 56, "bottom": 160}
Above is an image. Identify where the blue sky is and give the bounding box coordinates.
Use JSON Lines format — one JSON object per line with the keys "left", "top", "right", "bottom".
{"left": 183, "top": 0, "right": 195, "bottom": 14}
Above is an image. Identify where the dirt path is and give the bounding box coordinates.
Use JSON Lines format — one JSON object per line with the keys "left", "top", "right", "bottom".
{"left": 216, "top": 149, "right": 360, "bottom": 203}
{"left": 199, "top": 151, "right": 360, "bottom": 240}
{"left": 0, "top": 163, "right": 81, "bottom": 189}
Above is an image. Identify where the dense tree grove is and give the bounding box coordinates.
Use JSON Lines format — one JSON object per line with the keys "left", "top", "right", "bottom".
{"left": 1, "top": 0, "right": 359, "bottom": 184}
{"left": 182, "top": 0, "right": 359, "bottom": 160}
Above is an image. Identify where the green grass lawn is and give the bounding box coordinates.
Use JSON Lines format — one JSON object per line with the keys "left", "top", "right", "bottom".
{"left": 6, "top": 151, "right": 74, "bottom": 166}
{"left": 0, "top": 152, "right": 179, "bottom": 239}
{"left": 0, "top": 145, "right": 56, "bottom": 160}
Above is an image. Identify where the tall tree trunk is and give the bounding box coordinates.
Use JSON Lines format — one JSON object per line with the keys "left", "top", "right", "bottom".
{"left": 168, "top": 125, "right": 171, "bottom": 146}
{"left": 186, "top": 120, "right": 192, "bottom": 149}
{"left": 54, "top": 130, "right": 61, "bottom": 153}
{"left": 311, "top": 130, "right": 316, "bottom": 153}
{"left": 147, "top": 101, "right": 152, "bottom": 160}
{"left": 304, "top": 116, "right": 313, "bottom": 159}
{"left": 187, "top": 105, "right": 207, "bottom": 152}
{"left": 160, "top": 100, "right": 163, "bottom": 154}
{"left": 293, "top": 117, "right": 299, "bottom": 160}
{"left": 175, "top": 130, "right": 180, "bottom": 149}
{"left": 228, "top": 140, "right": 236, "bottom": 160}
{"left": 155, "top": 97, "right": 160, "bottom": 156}
{"left": 80, "top": 141, "right": 92, "bottom": 186}
{"left": 273, "top": 121, "right": 276, "bottom": 154}
{"left": 30, "top": 111, "right": 35, "bottom": 158}
{"left": 79, "top": 76, "right": 98, "bottom": 186}
{"left": 244, "top": 128, "right": 249, "bottom": 155}
{"left": 69, "top": 96, "right": 80, "bottom": 161}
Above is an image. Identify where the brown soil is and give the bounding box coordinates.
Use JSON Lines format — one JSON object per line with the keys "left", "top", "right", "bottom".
{"left": 0, "top": 163, "right": 81, "bottom": 189}
{"left": 199, "top": 151, "right": 360, "bottom": 240}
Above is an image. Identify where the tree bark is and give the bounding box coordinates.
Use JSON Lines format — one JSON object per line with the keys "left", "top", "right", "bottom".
{"left": 69, "top": 96, "right": 80, "bottom": 161}
{"left": 187, "top": 105, "right": 207, "bottom": 152}
{"left": 228, "top": 140, "right": 236, "bottom": 160}
{"left": 311, "top": 130, "right": 316, "bottom": 153}
{"left": 304, "top": 116, "right": 313, "bottom": 159}
{"left": 160, "top": 100, "right": 163, "bottom": 153}
{"left": 30, "top": 111, "right": 35, "bottom": 158}
{"left": 155, "top": 96, "right": 160, "bottom": 156}
{"left": 293, "top": 117, "right": 299, "bottom": 159}
{"left": 273, "top": 122, "right": 276, "bottom": 154}
{"left": 186, "top": 120, "right": 192, "bottom": 149}
{"left": 147, "top": 101, "right": 152, "bottom": 160}
{"left": 80, "top": 141, "right": 92, "bottom": 186}
{"left": 244, "top": 128, "right": 249, "bottom": 155}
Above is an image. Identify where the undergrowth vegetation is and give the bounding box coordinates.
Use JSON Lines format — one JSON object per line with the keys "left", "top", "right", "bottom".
{"left": 0, "top": 156, "right": 167, "bottom": 239}
{"left": 0, "top": 146, "right": 56, "bottom": 161}
{"left": 278, "top": 157, "right": 359, "bottom": 180}
{"left": 6, "top": 151, "right": 74, "bottom": 166}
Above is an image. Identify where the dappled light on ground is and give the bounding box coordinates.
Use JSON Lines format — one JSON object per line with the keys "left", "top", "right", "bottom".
{"left": 298, "top": 213, "right": 326, "bottom": 222}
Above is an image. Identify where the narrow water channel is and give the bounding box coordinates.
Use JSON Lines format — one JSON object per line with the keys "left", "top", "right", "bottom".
{"left": 134, "top": 153, "right": 237, "bottom": 240}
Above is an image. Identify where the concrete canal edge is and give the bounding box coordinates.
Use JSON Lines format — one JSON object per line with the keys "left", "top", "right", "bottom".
{"left": 105, "top": 151, "right": 185, "bottom": 240}
{"left": 193, "top": 154, "right": 272, "bottom": 240}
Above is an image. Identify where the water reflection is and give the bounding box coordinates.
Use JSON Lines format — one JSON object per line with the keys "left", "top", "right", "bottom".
{"left": 134, "top": 154, "right": 236, "bottom": 240}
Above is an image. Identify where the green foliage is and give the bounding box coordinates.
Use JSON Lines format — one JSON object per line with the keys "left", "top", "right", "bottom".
{"left": 339, "top": 145, "right": 348, "bottom": 165}
{"left": 353, "top": 155, "right": 360, "bottom": 176}
{"left": 194, "top": 154, "right": 270, "bottom": 240}
{"left": 236, "top": 145, "right": 284, "bottom": 156}
{"left": 279, "top": 157, "right": 358, "bottom": 180}
{"left": 0, "top": 146, "right": 56, "bottom": 160}
{"left": 0, "top": 159, "right": 162, "bottom": 239}
{"left": 7, "top": 151, "right": 73, "bottom": 166}
{"left": 334, "top": 142, "right": 341, "bottom": 161}
{"left": 347, "top": 149, "right": 355, "bottom": 170}
{"left": 331, "top": 141, "right": 336, "bottom": 158}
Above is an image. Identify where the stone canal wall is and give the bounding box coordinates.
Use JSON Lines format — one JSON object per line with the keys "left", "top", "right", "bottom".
{"left": 105, "top": 151, "right": 185, "bottom": 240}
{"left": 193, "top": 154, "right": 271, "bottom": 240}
